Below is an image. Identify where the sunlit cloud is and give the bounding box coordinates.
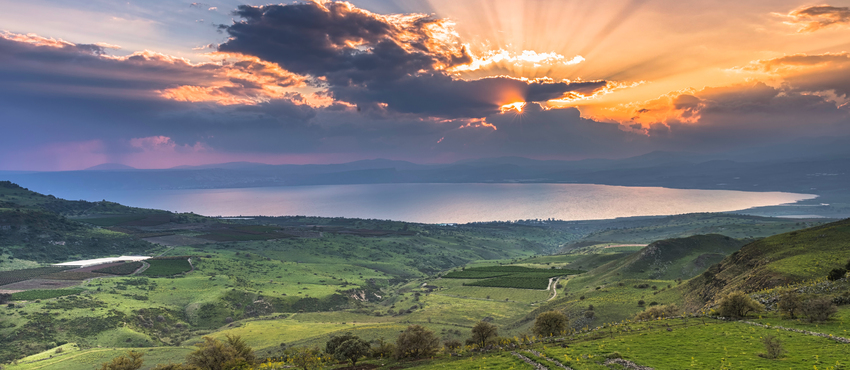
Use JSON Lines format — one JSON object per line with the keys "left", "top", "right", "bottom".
{"left": 451, "top": 49, "right": 584, "bottom": 72}
{"left": 779, "top": 5, "right": 850, "bottom": 32}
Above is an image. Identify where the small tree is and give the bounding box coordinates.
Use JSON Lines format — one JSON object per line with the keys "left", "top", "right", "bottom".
{"left": 325, "top": 333, "right": 357, "bottom": 357}
{"left": 99, "top": 351, "right": 144, "bottom": 370}
{"left": 443, "top": 339, "right": 462, "bottom": 353}
{"left": 760, "top": 334, "right": 784, "bottom": 359}
{"left": 186, "top": 335, "right": 255, "bottom": 370}
{"left": 717, "top": 291, "right": 763, "bottom": 318}
{"left": 371, "top": 338, "right": 395, "bottom": 359}
{"left": 288, "top": 347, "right": 324, "bottom": 370}
{"left": 0, "top": 293, "right": 10, "bottom": 305}
{"left": 394, "top": 324, "right": 440, "bottom": 360}
{"left": 777, "top": 291, "right": 801, "bottom": 319}
{"left": 470, "top": 321, "right": 498, "bottom": 348}
{"left": 800, "top": 297, "right": 838, "bottom": 323}
{"left": 335, "top": 338, "right": 371, "bottom": 366}
{"left": 532, "top": 310, "right": 568, "bottom": 337}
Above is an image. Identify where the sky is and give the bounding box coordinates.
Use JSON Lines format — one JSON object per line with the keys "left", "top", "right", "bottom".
{"left": 1, "top": 0, "right": 849, "bottom": 170}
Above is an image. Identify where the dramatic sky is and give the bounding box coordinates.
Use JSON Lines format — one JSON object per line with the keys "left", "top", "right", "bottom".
{"left": 1, "top": 0, "right": 850, "bottom": 170}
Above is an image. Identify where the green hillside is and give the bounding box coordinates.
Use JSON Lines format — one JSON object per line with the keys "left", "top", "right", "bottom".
{"left": 685, "top": 218, "right": 850, "bottom": 306}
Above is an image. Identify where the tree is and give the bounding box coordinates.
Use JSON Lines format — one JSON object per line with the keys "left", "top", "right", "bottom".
{"left": 470, "top": 321, "right": 498, "bottom": 348}
{"left": 186, "top": 335, "right": 255, "bottom": 370}
{"left": 99, "top": 351, "right": 144, "bottom": 370}
{"left": 0, "top": 293, "right": 10, "bottom": 305}
{"left": 326, "top": 333, "right": 371, "bottom": 366}
{"left": 800, "top": 297, "right": 838, "bottom": 323}
{"left": 777, "top": 291, "right": 801, "bottom": 319}
{"left": 717, "top": 291, "right": 763, "bottom": 318}
{"left": 394, "top": 324, "right": 440, "bottom": 360}
{"left": 532, "top": 310, "right": 568, "bottom": 337}
{"left": 335, "top": 338, "right": 371, "bottom": 366}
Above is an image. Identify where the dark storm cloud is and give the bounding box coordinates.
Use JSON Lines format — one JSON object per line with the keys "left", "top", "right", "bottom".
{"left": 218, "top": 2, "right": 607, "bottom": 118}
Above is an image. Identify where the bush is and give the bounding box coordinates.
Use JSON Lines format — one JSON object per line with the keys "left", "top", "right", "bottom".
{"left": 584, "top": 311, "right": 595, "bottom": 319}
{"left": 777, "top": 291, "right": 801, "bottom": 319}
{"left": 443, "top": 339, "right": 462, "bottom": 352}
{"left": 99, "top": 351, "right": 144, "bottom": 370}
{"left": 287, "top": 347, "right": 323, "bottom": 370}
{"left": 717, "top": 291, "right": 763, "bottom": 318}
{"left": 637, "top": 300, "right": 645, "bottom": 307}
{"left": 760, "top": 334, "right": 784, "bottom": 359}
{"left": 371, "top": 338, "right": 395, "bottom": 359}
{"left": 634, "top": 304, "right": 679, "bottom": 321}
{"left": 186, "top": 335, "right": 255, "bottom": 370}
{"left": 470, "top": 321, "right": 498, "bottom": 348}
{"left": 532, "top": 310, "right": 568, "bottom": 337}
{"left": 828, "top": 268, "right": 848, "bottom": 281}
{"left": 800, "top": 297, "right": 838, "bottom": 323}
{"left": 394, "top": 325, "right": 440, "bottom": 360}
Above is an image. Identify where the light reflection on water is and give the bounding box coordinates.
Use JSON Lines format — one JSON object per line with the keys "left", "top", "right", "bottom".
{"left": 57, "top": 183, "right": 816, "bottom": 224}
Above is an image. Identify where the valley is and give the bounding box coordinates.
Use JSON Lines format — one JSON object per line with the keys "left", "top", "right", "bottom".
{"left": 1, "top": 180, "right": 849, "bottom": 369}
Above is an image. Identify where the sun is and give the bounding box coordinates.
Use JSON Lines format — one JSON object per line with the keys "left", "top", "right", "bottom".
{"left": 500, "top": 102, "right": 526, "bottom": 113}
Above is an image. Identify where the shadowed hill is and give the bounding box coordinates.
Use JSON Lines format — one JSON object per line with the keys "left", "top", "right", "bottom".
{"left": 574, "top": 234, "right": 749, "bottom": 284}
{"left": 685, "top": 218, "right": 850, "bottom": 307}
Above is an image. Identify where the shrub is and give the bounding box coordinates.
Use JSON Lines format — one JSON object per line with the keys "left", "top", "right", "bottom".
{"left": 287, "top": 347, "right": 323, "bottom": 370}
{"left": 828, "top": 268, "right": 848, "bottom": 281}
{"left": 800, "top": 297, "right": 838, "bottom": 323}
{"left": 533, "top": 310, "right": 568, "bottom": 337}
{"left": 777, "top": 291, "right": 801, "bottom": 319}
{"left": 637, "top": 300, "right": 645, "bottom": 307}
{"left": 634, "top": 304, "right": 679, "bottom": 321}
{"left": 394, "top": 325, "right": 440, "bottom": 360}
{"left": 443, "top": 339, "right": 462, "bottom": 352}
{"left": 371, "top": 338, "right": 395, "bottom": 359}
{"left": 99, "top": 351, "right": 144, "bottom": 370}
{"left": 470, "top": 321, "right": 498, "bottom": 348}
{"left": 186, "top": 335, "right": 255, "bottom": 370}
{"left": 584, "top": 310, "right": 595, "bottom": 319}
{"left": 717, "top": 291, "right": 763, "bottom": 318}
{"left": 760, "top": 334, "right": 784, "bottom": 359}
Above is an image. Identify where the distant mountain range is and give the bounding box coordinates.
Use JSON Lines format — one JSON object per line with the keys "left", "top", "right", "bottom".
{"left": 4, "top": 136, "right": 850, "bottom": 195}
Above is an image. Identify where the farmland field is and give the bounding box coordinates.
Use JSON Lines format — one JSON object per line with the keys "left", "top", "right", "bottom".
{"left": 93, "top": 261, "right": 144, "bottom": 275}
{"left": 10, "top": 288, "right": 83, "bottom": 300}
{"left": 0, "top": 266, "right": 71, "bottom": 286}
{"left": 141, "top": 258, "right": 193, "bottom": 277}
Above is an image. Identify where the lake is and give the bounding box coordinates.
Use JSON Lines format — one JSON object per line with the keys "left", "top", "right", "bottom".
{"left": 52, "top": 183, "right": 817, "bottom": 224}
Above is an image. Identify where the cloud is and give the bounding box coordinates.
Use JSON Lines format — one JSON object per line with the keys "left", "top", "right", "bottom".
{"left": 780, "top": 5, "right": 850, "bottom": 32}
{"left": 741, "top": 52, "right": 850, "bottom": 99}
{"left": 0, "top": 31, "right": 307, "bottom": 106}
{"left": 217, "top": 1, "right": 608, "bottom": 118}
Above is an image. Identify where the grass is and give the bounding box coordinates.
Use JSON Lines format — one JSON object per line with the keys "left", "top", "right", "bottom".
{"left": 541, "top": 318, "right": 850, "bottom": 369}
{"left": 6, "top": 346, "right": 192, "bottom": 370}
{"left": 443, "top": 266, "right": 582, "bottom": 290}
{"left": 10, "top": 289, "right": 83, "bottom": 300}
{"left": 142, "top": 258, "right": 193, "bottom": 277}
{"left": 411, "top": 352, "right": 530, "bottom": 370}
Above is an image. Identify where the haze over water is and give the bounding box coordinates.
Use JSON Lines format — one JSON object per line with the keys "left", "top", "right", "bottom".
{"left": 56, "top": 183, "right": 816, "bottom": 224}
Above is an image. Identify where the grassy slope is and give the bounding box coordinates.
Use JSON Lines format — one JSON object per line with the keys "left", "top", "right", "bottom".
{"left": 685, "top": 218, "right": 850, "bottom": 307}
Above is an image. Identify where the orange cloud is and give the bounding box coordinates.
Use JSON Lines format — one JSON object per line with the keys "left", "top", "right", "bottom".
{"left": 780, "top": 5, "right": 850, "bottom": 32}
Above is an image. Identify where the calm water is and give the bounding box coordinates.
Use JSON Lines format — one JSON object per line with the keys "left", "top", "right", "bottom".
{"left": 53, "top": 183, "right": 817, "bottom": 224}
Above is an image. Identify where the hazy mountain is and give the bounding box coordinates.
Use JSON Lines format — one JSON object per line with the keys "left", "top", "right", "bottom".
{"left": 84, "top": 163, "right": 137, "bottom": 171}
